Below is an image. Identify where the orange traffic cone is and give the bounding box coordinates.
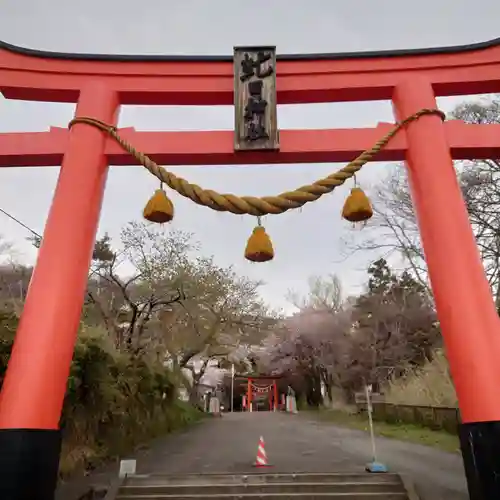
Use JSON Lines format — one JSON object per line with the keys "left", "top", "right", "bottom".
{"left": 254, "top": 436, "right": 272, "bottom": 467}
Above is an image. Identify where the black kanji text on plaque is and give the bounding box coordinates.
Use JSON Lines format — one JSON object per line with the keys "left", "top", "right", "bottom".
{"left": 233, "top": 46, "right": 279, "bottom": 151}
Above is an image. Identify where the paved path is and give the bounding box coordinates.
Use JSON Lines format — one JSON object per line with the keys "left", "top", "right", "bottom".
{"left": 58, "top": 412, "right": 469, "bottom": 500}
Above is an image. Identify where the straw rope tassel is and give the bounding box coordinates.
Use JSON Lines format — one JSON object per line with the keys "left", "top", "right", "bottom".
{"left": 68, "top": 109, "right": 446, "bottom": 261}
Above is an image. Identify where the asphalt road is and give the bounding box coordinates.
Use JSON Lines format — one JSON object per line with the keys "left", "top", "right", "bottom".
{"left": 57, "top": 411, "right": 469, "bottom": 500}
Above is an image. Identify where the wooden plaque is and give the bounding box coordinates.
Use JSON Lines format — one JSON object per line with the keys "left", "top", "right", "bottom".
{"left": 233, "top": 46, "right": 279, "bottom": 151}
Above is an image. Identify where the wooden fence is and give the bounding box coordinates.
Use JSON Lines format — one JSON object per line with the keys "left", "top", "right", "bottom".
{"left": 354, "top": 394, "right": 460, "bottom": 434}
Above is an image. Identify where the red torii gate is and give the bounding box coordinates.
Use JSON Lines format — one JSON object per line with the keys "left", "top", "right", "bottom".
{"left": 0, "top": 37, "right": 500, "bottom": 499}
{"left": 236, "top": 375, "right": 280, "bottom": 412}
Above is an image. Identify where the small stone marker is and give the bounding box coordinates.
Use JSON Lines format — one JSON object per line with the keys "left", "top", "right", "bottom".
{"left": 119, "top": 459, "right": 136, "bottom": 478}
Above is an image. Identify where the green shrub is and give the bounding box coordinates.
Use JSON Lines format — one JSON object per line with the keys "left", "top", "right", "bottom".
{"left": 0, "top": 317, "right": 201, "bottom": 478}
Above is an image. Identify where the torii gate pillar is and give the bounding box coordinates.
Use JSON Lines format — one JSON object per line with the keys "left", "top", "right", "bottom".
{"left": 393, "top": 78, "right": 500, "bottom": 500}
{"left": 0, "top": 83, "right": 119, "bottom": 500}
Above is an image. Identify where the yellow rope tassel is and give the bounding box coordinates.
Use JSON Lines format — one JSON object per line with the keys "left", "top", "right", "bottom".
{"left": 245, "top": 226, "right": 274, "bottom": 263}
{"left": 342, "top": 187, "right": 373, "bottom": 223}
{"left": 143, "top": 188, "right": 174, "bottom": 223}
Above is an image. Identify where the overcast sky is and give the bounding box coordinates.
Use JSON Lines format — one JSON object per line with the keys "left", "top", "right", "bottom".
{"left": 0, "top": 0, "right": 499, "bottom": 314}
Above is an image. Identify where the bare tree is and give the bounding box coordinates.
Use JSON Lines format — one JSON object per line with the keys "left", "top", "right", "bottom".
{"left": 348, "top": 259, "right": 439, "bottom": 391}
{"left": 157, "top": 259, "right": 276, "bottom": 400}
{"left": 262, "top": 307, "right": 353, "bottom": 406}
{"left": 451, "top": 99, "right": 500, "bottom": 305}
{"left": 287, "top": 274, "right": 344, "bottom": 314}
{"left": 342, "top": 95, "right": 500, "bottom": 305}
{"left": 84, "top": 221, "right": 277, "bottom": 400}
{"left": 263, "top": 259, "right": 440, "bottom": 404}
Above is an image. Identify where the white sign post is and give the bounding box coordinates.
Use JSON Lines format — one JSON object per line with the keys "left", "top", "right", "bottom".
{"left": 231, "top": 363, "right": 235, "bottom": 412}
{"left": 366, "top": 385, "right": 377, "bottom": 461}
{"left": 364, "top": 384, "right": 388, "bottom": 473}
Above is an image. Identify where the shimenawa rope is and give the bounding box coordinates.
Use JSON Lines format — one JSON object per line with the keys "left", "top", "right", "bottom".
{"left": 68, "top": 108, "right": 445, "bottom": 217}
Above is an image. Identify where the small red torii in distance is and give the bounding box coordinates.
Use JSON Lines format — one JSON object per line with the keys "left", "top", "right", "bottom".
{"left": 0, "top": 37, "right": 500, "bottom": 500}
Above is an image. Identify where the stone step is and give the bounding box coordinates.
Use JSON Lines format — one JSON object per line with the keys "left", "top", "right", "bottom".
{"left": 119, "top": 481, "right": 405, "bottom": 496}
{"left": 111, "top": 473, "right": 415, "bottom": 500}
{"left": 124, "top": 473, "right": 402, "bottom": 485}
{"left": 116, "top": 493, "right": 408, "bottom": 499}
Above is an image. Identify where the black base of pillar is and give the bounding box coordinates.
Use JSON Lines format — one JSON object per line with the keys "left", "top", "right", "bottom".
{"left": 459, "top": 421, "right": 500, "bottom": 500}
{"left": 0, "top": 429, "right": 61, "bottom": 500}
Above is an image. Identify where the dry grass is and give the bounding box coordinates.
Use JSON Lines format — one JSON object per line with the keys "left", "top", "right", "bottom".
{"left": 58, "top": 400, "right": 203, "bottom": 478}
{"left": 311, "top": 349, "right": 461, "bottom": 453}
{"left": 384, "top": 349, "right": 458, "bottom": 407}
{"left": 311, "top": 409, "right": 460, "bottom": 454}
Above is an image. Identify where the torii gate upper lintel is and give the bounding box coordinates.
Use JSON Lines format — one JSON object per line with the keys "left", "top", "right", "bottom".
{"left": 1, "top": 37, "right": 500, "bottom": 500}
